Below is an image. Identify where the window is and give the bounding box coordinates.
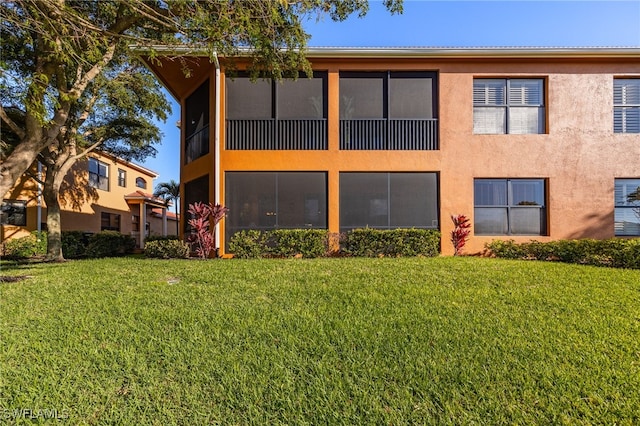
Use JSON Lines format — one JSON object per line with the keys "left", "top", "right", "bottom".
{"left": 89, "top": 158, "right": 109, "bottom": 191}
{"left": 101, "top": 212, "right": 120, "bottom": 231}
{"left": 339, "top": 72, "right": 438, "bottom": 150}
{"left": 474, "top": 179, "right": 546, "bottom": 235}
{"left": 1, "top": 200, "right": 27, "bottom": 226}
{"left": 225, "top": 172, "right": 327, "bottom": 247}
{"left": 339, "top": 173, "right": 439, "bottom": 232}
{"left": 135, "top": 177, "right": 147, "bottom": 189}
{"left": 473, "top": 78, "right": 545, "bottom": 134}
{"left": 615, "top": 179, "right": 640, "bottom": 236}
{"left": 614, "top": 79, "right": 640, "bottom": 133}
{"left": 117, "top": 169, "right": 126, "bottom": 187}
{"left": 226, "top": 72, "right": 327, "bottom": 150}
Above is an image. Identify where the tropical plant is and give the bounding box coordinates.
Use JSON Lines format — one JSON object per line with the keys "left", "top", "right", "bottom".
{"left": 450, "top": 214, "right": 471, "bottom": 256}
{"left": 187, "top": 202, "right": 228, "bottom": 259}
{"left": 154, "top": 180, "right": 180, "bottom": 235}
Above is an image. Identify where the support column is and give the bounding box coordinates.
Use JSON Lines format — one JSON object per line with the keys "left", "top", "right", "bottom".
{"left": 162, "top": 207, "right": 167, "bottom": 237}
{"left": 140, "top": 202, "right": 147, "bottom": 249}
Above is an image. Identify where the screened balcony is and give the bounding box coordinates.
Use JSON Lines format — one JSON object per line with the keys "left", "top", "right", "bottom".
{"left": 340, "top": 118, "right": 438, "bottom": 150}
{"left": 226, "top": 119, "right": 327, "bottom": 150}
{"left": 185, "top": 124, "right": 210, "bottom": 163}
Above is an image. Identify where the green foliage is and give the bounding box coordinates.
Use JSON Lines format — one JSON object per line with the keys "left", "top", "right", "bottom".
{"left": 85, "top": 231, "right": 135, "bottom": 258}
{"left": 228, "top": 230, "right": 269, "bottom": 259}
{"left": 2, "top": 257, "right": 639, "bottom": 423}
{"left": 340, "top": 228, "right": 441, "bottom": 257}
{"left": 486, "top": 238, "right": 640, "bottom": 269}
{"left": 267, "top": 229, "right": 329, "bottom": 258}
{"left": 1, "top": 231, "right": 47, "bottom": 259}
{"left": 144, "top": 239, "right": 190, "bottom": 259}
{"left": 61, "top": 231, "right": 90, "bottom": 259}
{"left": 145, "top": 235, "right": 180, "bottom": 243}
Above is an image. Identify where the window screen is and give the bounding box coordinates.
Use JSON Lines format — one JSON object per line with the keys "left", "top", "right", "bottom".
{"left": 340, "top": 172, "right": 438, "bottom": 232}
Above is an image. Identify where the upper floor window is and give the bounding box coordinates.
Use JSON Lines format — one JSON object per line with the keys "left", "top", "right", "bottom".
{"left": 474, "top": 178, "right": 547, "bottom": 235}
{"left": 615, "top": 178, "right": 640, "bottom": 236}
{"left": 1, "top": 199, "right": 27, "bottom": 226}
{"left": 225, "top": 72, "right": 327, "bottom": 150}
{"left": 117, "top": 169, "right": 126, "bottom": 187}
{"left": 135, "top": 177, "right": 147, "bottom": 189}
{"left": 339, "top": 71, "right": 438, "bottom": 150}
{"left": 473, "top": 78, "right": 545, "bottom": 134}
{"left": 614, "top": 79, "right": 640, "bottom": 133}
{"left": 89, "top": 158, "right": 109, "bottom": 191}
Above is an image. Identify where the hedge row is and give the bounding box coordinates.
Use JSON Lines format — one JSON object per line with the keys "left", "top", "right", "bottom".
{"left": 229, "top": 228, "right": 441, "bottom": 259}
{"left": 485, "top": 238, "right": 640, "bottom": 269}
{"left": 2, "top": 230, "right": 135, "bottom": 259}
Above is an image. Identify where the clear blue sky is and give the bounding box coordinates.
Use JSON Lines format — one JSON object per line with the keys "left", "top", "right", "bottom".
{"left": 143, "top": 0, "right": 640, "bottom": 186}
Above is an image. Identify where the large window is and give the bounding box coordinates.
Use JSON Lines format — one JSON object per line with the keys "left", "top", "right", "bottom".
{"left": 614, "top": 79, "right": 640, "bottom": 133}
{"left": 1, "top": 200, "right": 27, "bottom": 226}
{"left": 185, "top": 80, "right": 210, "bottom": 163}
{"left": 226, "top": 72, "right": 327, "bottom": 150}
{"left": 473, "top": 78, "right": 545, "bottom": 134}
{"left": 339, "top": 72, "right": 438, "bottom": 150}
{"left": 474, "top": 179, "right": 547, "bottom": 235}
{"left": 101, "top": 212, "right": 120, "bottom": 231}
{"left": 89, "top": 157, "right": 109, "bottom": 191}
{"left": 339, "top": 173, "right": 438, "bottom": 232}
{"left": 615, "top": 178, "right": 640, "bottom": 236}
{"left": 225, "top": 172, "right": 327, "bottom": 246}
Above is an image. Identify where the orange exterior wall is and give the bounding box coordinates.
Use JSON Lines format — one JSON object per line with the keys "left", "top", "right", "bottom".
{"left": 176, "top": 55, "right": 640, "bottom": 256}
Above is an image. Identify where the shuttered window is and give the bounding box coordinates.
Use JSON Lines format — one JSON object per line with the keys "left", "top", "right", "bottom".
{"left": 614, "top": 79, "right": 640, "bottom": 133}
{"left": 614, "top": 178, "right": 640, "bottom": 236}
{"left": 473, "top": 79, "right": 545, "bottom": 134}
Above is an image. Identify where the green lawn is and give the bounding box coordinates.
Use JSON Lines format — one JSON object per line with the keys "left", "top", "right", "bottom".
{"left": 1, "top": 257, "right": 639, "bottom": 424}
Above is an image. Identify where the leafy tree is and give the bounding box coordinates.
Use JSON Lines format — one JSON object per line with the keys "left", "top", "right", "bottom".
{"left": 154, "top": 179, "right": 180, "bottom": 235}
{"left": 1, "top": 0, "right": 402, "bottom": 260}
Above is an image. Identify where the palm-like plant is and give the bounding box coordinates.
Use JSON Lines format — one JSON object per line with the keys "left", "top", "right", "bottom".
{"left": 153, "top": 180, "right": 180, "bottom": 235}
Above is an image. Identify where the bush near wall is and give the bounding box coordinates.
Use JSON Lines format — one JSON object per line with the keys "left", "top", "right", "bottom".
{"left": 228, "top": 229, "right": 329, "bottom": 259}
{"left": 1, "top": 231, "right": 47, "bottom": 259}
{"left": 144, "top": 239, "right": 190, "bottom": 259}
{"left": 61, "top": 231, "right": 91, "bottom": 259}
{"left": 85, "top": 231, "right": 136, "bottom": 258}
{"left": 485, "top": 238, "right": 640, "bottom": 269}
{"left": 340, "top": 228, "right": 441, "bottom": 258}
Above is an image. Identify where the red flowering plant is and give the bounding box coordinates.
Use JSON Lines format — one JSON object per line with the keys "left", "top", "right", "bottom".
{"left": 187, "top": 202, "right": 229, "bottom": 259}
{"left": 450, "top": 214, "right": 471, "bottom": 256}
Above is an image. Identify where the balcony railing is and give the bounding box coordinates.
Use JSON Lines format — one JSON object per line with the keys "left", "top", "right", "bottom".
{"left": 226, "top": 119, "right": 327, "bottom": 150}
{"left": 340, "top": 119, "right": 439, "bottom": 150}
{"left": 185, "top": 125, "right": 210, "bottom": 163}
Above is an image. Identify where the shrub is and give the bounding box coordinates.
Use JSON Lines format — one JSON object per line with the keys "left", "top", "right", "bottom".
{"left": 341, "top": 228, "right": 440, "bottom": 257}
{"left": 145, "top": 235, "right": 180, "bottom": 243}
{"left": 228, "top": 230, "right": 268, "bottom": 259}
{"left": 267, "top": 229, "right": 329, "bottom": 258}
{"left": 2, "top": 231, "right": 47, "bottom": 259}
{"left": 485, "top": 238, "right": 640, "bottom": 269}
{"left": 144, "top": 239, "right": 190, "bottom": 259}
{"left": 86, "top": 231, "right": 135, "bottom": 258}
{"left": 61, "top": 231, "right": 90, "bottom": 259}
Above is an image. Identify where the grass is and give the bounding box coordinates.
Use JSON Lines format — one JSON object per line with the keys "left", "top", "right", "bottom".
{"left": 1, "top": 257, "right": 639, "bottom": 425}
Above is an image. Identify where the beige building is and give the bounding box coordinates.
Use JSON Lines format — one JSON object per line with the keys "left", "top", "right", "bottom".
{"left": 1, "top": 152, "right": 177, "bottom": 248}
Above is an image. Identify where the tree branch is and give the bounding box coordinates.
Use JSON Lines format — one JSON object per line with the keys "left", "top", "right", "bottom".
{"left": 0, "top": 105, "right": 26, "bottom": 140}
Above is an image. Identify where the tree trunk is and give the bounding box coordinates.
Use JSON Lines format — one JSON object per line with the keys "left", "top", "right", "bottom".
{"left": 43, "top": 153, "right": 74, "bottom": 262}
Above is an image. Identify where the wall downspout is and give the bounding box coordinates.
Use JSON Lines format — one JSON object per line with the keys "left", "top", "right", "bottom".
{"left": 213, "top": 53, "right": 222, "bottom": 253}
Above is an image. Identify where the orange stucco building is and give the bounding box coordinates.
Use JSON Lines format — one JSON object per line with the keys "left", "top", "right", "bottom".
{"left": 1, "top": 152, "right": 177, "bottom": 248}
{"left": 142, "top": 47, "right": 640, "bottom": 256}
